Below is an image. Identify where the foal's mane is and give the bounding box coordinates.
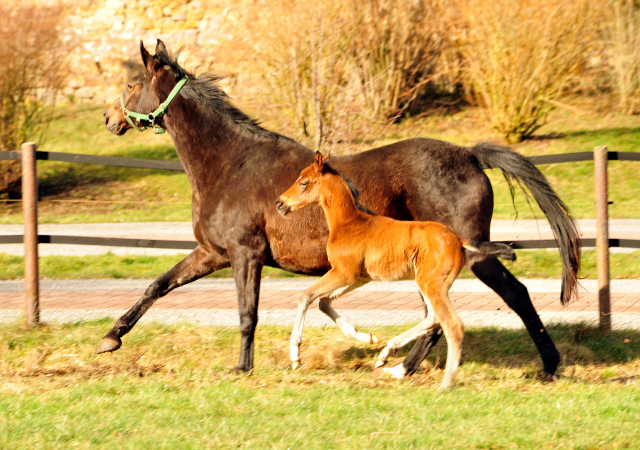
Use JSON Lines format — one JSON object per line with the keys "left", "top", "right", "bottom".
{"left": 323, "top": 163, "right": 375, "bottom": 215}
{"left": 154, "top": 47, "right": 281, "bottom": 140}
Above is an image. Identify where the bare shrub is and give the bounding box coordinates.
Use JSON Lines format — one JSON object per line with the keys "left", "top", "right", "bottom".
{"left": 455, "top": 0, "right": 601, "bottom": 143}
{"left": 607, "top": 0, "right": 640, "bottom": 115}
{"left": 231, "top": 0, "right": 447, "bottom": 152}
{"left": 0, "top": 4, "right": 69, "bottom": 199}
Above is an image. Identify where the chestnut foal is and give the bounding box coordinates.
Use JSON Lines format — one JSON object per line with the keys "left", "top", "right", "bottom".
{"left": 276, "top": 152, "right": 515, "bottom": 389}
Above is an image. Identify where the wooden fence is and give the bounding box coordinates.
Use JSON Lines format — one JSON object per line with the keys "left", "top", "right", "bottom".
{"left": 1, "top": 144, "right": 640, "bottom": 330}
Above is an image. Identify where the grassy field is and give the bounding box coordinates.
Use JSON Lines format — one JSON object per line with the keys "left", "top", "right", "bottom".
{"left": 1, "top": 320, "right": 639, "bottom": 449}
{"left": 1, "top": 95, "right": 639, "bottom": 224}
{"left": 1, "top": 248, "right": 640, "bottom": 280}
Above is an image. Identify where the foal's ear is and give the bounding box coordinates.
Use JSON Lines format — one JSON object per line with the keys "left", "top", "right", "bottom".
{"left": 140, "top": 41, "right": 151, "bottom": 70}
{"left": 313, "top": 151, "right": 324, "bottom": 172}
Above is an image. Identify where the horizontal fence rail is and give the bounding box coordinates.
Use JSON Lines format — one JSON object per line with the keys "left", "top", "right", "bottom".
{"left": 0, "top": 150, "right": 184, "bottom": 171}
{"left": 2, "top": 149, "right": 640, "bottom": 170}
{"left": 0, "top": 235, "right": 197, "bottom": 250}
{"left": 0, "top": 235, "right": 638, "bottom": 250}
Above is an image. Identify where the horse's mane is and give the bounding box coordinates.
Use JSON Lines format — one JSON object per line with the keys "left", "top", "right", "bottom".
{"left": 154, "top": 47, "right": 281, "bottom": 140}
{"left": 323, "top": 163, "right": 375, "bottom": 215}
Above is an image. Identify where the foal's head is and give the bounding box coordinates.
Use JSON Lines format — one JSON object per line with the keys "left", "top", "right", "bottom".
{"left": 276, "top": 152, "right": 329, "bottom": 217}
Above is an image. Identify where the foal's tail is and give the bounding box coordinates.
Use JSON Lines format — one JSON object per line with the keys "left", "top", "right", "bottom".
{"left": 469, "top": 142, "right": 580, "bottom": 304}
{"left": 462, "top": 240, "right": 516, "bottom": 262}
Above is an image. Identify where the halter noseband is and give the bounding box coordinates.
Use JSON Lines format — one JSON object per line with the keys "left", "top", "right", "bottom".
{"left": 119, "top": 76, "right": 188, "bottom": 134}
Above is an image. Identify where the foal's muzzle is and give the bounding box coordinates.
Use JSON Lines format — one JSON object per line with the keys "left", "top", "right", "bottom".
{"left": 275, "top": 198, "right": 291, "bottom": 216}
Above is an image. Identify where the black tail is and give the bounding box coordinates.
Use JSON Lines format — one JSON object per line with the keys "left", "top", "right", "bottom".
{"left": 470, "top": 142, "right": 580, "bottom": 304}
{"left": 463, "top": 240, "right": 516, "bottom": 261}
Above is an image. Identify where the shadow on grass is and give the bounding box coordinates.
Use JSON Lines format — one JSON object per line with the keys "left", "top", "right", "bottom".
{"left": 335, "top": 324, "right": 640, "bottom": 370}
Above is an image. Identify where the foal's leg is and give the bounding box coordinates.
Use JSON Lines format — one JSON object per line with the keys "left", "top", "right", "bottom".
{"left": 97, "top": 246, "right": 229, "bottom": 354}
{"left": 290, "top": 269, "right": 356, "bottom": 368}
{"left": 426, "top": 286, "right": 464, "bottom": 390}
{"left": 375, "top": 292, "right": 439, "bottom": 370}
{"left": 318, "top": 279, "right": 378, "bottom": 344}
{"left": 400, "top": 292, "right": 443, "bottom": 376}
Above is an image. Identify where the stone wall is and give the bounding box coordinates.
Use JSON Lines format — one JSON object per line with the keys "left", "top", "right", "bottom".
{"left": 60, "top": 0, "right": 235, "bottom": 104}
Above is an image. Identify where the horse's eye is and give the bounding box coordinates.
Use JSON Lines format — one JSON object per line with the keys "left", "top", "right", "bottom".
{"left": 299, "top": 182, "right": 308, "bottom": 190}
{"left": 127, "top": 84, "right": 133, "bottom": 90}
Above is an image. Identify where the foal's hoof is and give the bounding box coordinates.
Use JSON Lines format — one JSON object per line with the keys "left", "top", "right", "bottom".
{"left": 291, "top": 360, "right": 300, "bottom": 370}
{"left": 96, "top": 336, "right": 122, "bottom": 354}
{"left": 370, "top": 334, "right": 378, "bottom": 344}
{"left": 374, "top": 360, "right": 386, "bottom": 369}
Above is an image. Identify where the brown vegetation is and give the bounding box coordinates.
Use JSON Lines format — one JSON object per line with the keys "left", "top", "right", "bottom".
{"left": 454, "top": 0, "right": 601, "bottom": 143}
{"left": 0, "top": 4, "right": 69, "bottom": 199}
{"left": 231, "top": 0, "right": 448, "bottom": 151}
{"left": 608, "top": 0, "right": 640, "bottom": 115}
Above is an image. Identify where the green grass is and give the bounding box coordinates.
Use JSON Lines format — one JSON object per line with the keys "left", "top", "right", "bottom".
{"left": 1, "top": 321, "right": 639, "bottom": 449}
{"left": 2, "top": 249, "right": 640, "bottom": 280}
{"left": 1, "top": 96, "right": 639, "bottom": 224}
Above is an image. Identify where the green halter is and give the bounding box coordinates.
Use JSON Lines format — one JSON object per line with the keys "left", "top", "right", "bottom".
{"left": 119, "top": 76, "right": 188, "bottom": 134}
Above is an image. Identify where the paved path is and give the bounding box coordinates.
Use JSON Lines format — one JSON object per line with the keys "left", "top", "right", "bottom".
{"left": 1, "top": 220, "right": 639, "bottom": 329}
{"left": 2, "top": 278, "right": 640, "bottom": 330}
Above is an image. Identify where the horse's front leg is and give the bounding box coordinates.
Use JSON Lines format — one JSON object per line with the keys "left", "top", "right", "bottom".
{"left": 97, "top": 246, "right": 229, "bottom": 354}
{"left": 290, "top": 269, "right": 356, "bottom": 369}
{"left": 228, "top": 241, "right": 267, "bottom": 374}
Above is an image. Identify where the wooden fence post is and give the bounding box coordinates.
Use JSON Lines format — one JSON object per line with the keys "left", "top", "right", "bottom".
{"left": 21, "top": 142, "right": 39, "bottom": 327}
{"left": 594, "top": 145, "right": 611, "bottom": 333}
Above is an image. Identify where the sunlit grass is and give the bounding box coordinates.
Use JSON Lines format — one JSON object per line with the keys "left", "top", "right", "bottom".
{"left": 1, "top": 321, "right": 639, "bottom": 449}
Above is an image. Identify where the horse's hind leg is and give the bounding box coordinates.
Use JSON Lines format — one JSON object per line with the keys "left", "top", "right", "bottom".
{"left": 469, "top": 254, "right": 560, "bottom": 376}
{"left": 97, "top": 247, "right": 229, "bottom": 354}
{"left": 318, "top": 279, "right": 377, "bottom": 344}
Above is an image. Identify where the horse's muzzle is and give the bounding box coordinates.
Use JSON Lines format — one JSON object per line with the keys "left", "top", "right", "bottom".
{"left": 275, "top": 199, "right": 290, "bottom": 217}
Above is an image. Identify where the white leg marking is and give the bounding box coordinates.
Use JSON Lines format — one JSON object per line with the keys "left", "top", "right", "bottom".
{"left": 381, "top": 363, "right": 408, "bottom": 378}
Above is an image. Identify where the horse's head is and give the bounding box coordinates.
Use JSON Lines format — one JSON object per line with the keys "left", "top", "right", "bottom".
{"left": 104, "top": 40, "right": 185, "bottom": 135}
{"left": 276, "top": 152, "right": 330, "bottom": 216}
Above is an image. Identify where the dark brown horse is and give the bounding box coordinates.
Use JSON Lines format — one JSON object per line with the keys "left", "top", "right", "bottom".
{"left": 101, "top": 40, "right": 580, "bottom": 377}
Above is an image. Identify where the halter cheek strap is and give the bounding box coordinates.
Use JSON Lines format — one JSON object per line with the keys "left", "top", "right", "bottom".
{"left": 119, "top": 76, "right": 188, "bottom": 134}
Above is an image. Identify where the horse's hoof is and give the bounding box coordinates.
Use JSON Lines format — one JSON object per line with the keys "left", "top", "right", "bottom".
{"left": 291, "top": 360, "right": 300, "bottom": 370}
{"left": 542, "top": 373, "right": 558, "bottom": 383}
{"left": 370, "top": 334, "right": 378, "bottom": 344}
{"left": 231, "top": 365, "right": 253, "bottom": 375}
{"left": 96, "top": 336, "right": 122, "bottom": 354}
{"left": 381, "top": 363, "right": 407, "bottom": 379}
{"left": 374, "top": 360, "right": 385, "bottom": 369}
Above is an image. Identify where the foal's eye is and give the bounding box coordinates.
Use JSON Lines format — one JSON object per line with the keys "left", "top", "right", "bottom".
{"left": 127, "top": 84, "right": 133, "bottom": 90}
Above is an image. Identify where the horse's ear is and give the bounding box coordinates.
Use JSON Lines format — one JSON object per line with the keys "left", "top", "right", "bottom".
{"left": 323, "top": 153, "right": 331, "bottom": 164}
{"left": 156, "top": 39, "right": 167, "bottom": 56}
{"left": 140, "top": 41, "right": 151, "bottom": 69}
{"left": 313, "top": 151, "right": 323, "bottom": 172}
